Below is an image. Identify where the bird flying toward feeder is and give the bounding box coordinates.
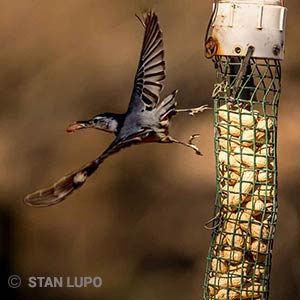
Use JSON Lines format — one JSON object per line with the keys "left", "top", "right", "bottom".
{"left": 24, "top": 11, "right": 209, "bottom": 207}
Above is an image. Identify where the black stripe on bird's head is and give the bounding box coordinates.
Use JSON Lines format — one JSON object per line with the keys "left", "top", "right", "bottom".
{"left": 66, "top": 113, "right": 124, "bottom": 134}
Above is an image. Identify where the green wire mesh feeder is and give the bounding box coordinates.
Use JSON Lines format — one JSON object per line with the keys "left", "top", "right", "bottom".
{"left": 203, "top": 1, "right": 287, "bottom": 299}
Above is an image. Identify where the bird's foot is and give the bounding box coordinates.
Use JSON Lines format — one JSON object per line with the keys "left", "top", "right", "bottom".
{"left": 188, "top": 134, "right": 202, "bottom": 155}
{"left": 164, "top": 134, "right": 202, "bottom": 156}
{"left": 176, "top": 104, "right": 211, "bottom": 116}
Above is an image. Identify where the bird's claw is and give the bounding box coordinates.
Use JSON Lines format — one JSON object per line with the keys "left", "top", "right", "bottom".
{"left": 176, "top": 105, "right": 211, "bottom": 116}
{"left": 188, "top": 134, "right": 202, "bottom": 155}
{"left": 188, "top": 105, "right": 211, "bottom": 116}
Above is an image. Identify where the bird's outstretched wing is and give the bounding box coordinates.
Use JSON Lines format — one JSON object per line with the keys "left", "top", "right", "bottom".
{"left": 128, "top": 11, "right": 165, "bottom": 112}
{"left": 23, "top": 135, "right": 146, "bottom": 207}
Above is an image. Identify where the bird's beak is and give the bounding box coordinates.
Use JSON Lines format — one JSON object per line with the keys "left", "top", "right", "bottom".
{"left": 66, "top": 120, "right": 93, "bottom": 133}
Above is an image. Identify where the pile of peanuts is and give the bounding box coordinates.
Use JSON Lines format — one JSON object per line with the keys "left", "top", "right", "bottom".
{"left": 207, "top": 104, "right": 275, "bottom": 300}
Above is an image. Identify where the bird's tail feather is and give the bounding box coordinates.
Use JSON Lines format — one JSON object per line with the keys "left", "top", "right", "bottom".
{"left": 23, "top": 142, "right": 119, "bottom": 207}
{"left": 23, "top": 159, "right": 101, "bottom": 207}
{"left": 23, "top": 137, "right": 138, "bottom": 208}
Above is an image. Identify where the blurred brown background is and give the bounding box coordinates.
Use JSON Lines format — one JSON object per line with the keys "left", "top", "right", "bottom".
{"left": 0, "top": 0, "right": 299, "bottom": 299}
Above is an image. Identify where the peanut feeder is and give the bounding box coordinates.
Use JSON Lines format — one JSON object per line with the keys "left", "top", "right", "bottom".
{"left": 203, "top": 1, "right": 287, "bottom": 299}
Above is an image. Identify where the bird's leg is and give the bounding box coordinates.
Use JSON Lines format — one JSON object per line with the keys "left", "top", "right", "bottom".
{"left": 161, "top": 134, "right": 202, "bottom": 155}
{"left": 175, "top": 104, "right": 211, "bottom": 116}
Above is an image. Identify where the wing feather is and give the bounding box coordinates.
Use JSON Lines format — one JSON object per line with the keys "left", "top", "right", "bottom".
{"left": 128, "top": 11, "right": 165, "bottom": 111}
{"left": 23, "top": 12, "right": 166, "bottom": 208}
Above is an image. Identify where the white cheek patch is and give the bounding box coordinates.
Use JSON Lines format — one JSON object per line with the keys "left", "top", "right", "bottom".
{"left": 73, "top": 172, "right": 87, "bottom": 184}
{"left": 108, "top": 119, "right": 118, "bottom": 132}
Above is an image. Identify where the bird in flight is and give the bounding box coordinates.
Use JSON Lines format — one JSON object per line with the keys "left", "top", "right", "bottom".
{"left": 24, "top": 11, "right": 209, "bottom": 207}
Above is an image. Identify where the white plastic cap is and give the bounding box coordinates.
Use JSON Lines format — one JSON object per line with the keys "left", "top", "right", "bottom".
{"left": 211, "top": 0, "right": 287, "bottom": 59}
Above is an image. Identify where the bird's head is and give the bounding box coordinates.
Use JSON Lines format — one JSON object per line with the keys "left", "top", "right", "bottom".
{"left": 66, "top": 113, "right": 120, "bottom": 134}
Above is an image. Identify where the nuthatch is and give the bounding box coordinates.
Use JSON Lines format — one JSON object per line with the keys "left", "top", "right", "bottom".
{"left": 24, "top": 11, "right": 209, "bottom": 207}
